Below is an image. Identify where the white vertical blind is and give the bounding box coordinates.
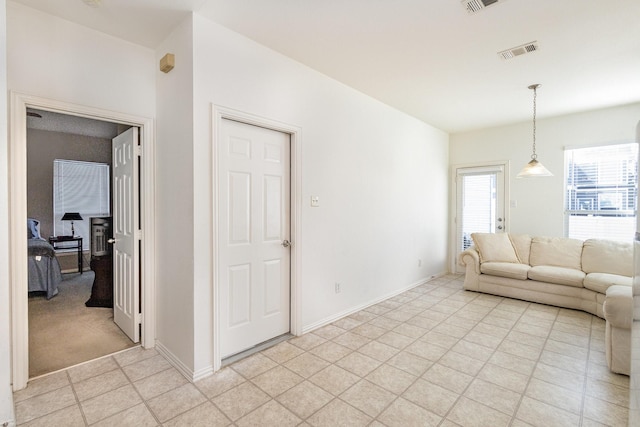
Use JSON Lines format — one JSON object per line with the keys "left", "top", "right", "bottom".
{"left": 456, "top": 165, "right": 503, "bottom": 251}
{"left": 565, "top": 143, "right": 638, "bottom": 242}
{"left": 53, "top": 159, "right": 110, "bottom": 249}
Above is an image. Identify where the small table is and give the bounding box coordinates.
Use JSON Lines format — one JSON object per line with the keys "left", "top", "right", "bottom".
{"left": 48, "top": 236, "right": 83, "bottom": 274}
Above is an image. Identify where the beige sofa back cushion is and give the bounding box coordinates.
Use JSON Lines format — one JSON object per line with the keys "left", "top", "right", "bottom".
{"left": 509, "top": 234, "right": 532, "bottom": 264}
{"left": 529, "top": 236, "right": 583, "bottom": 270}
{"left": 582, "top": 239, "right": 633, "bottom": 277}
{"left": 471, "top": 233, "right": 519, "bottom": 263}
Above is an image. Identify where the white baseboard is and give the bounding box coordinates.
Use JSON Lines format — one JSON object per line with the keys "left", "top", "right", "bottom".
{"left": 0, "top": 383, "right": 16, "bottom": 427}
{"left": 154, "top": 342, "right": 190, "bottom": 380}
{"left": 155, "top": 341, "right": 214, "bottom": 382}
{"left": 155, "top": 272, "right": 446, "bottom": 383}
{"left": 301, "top": 273, "right": 444, "bottom": 335}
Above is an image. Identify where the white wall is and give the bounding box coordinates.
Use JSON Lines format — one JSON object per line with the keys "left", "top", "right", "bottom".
{"left": 0, "top": 0, "right": 14, "bottom": 423}
{"left": 450, "top": 102, "right": 640, "bottom": 237}
{"left": 185, "top": 15, "right": 449, "bottom": 374}
{"left": 154, "top": 18, "right": 197, "bottom": 373}
{"left": 7, "top": 3, "right": 155, "bottom": 117}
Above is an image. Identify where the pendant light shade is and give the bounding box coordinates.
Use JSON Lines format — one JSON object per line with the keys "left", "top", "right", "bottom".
{"left": 517, "top": 84, "right": 553, "bottom": 178}
{"left": 517, "top": 158, "right": 553, "bottom": 177}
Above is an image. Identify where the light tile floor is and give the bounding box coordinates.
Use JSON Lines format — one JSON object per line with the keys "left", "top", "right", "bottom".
{"left": 14, "top": 274, "right": 630, "bottom": 426}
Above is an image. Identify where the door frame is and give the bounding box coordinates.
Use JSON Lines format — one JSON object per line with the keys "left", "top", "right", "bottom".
{"left": 449, "top": 160, "right": 510, "bottom": 273}
{"left": 211, "top": 105, "right": 302, "bottom": 371}
{"left": 9, "top": 92, "right": 156, "bottom": 390}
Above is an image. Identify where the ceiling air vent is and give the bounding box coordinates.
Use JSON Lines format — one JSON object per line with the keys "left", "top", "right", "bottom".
{"left": 498, "top": 41, "right": 539, "bottom": 60}
{"left": 462, "top": 0, "right": 500, "bottom": 14}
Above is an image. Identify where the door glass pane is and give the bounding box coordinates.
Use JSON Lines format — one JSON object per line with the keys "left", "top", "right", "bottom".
{"left": 460, "top": 173, "right": 497, "bottom": 250}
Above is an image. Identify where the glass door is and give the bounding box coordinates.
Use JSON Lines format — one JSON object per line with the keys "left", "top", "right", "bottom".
{"left": 454, "top": 164, "right": 506, "bottom": 272}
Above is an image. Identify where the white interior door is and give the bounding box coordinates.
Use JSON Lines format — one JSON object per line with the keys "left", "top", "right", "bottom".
{"left": 112, "top": 127, "right": 140, "bottom": 342}
{"left": 219, "top": 119, "right": 291, "bottom": 358}
{"left": 454, "top": 164, "right": 506, "bottom": 272}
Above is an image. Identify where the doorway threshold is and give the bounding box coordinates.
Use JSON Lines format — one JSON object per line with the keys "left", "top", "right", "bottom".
{"left": 221, "top": 333, "right": 292, "bottom": 367}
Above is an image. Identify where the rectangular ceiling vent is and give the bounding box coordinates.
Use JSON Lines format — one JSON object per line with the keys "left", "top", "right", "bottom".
{"left": 498, "top": 41, "right": 539, "bottom": 60}
{"left": 462, "top": 0, "right": 500, "bottom": 14}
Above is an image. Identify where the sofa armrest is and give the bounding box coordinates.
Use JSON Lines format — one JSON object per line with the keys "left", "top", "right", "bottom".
{"left": 603, "top": 285, "right": 633, "bottom": 330}
{"left": 458, "top": 246, "right": 480, "bottom": 274}
{"left": 458, "top": 246, "right": 481, "bottom": 291}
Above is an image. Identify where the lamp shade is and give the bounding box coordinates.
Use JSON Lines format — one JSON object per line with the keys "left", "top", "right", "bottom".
{"left": 517, "top": 159, "right": 553, "bottom": 178}
{"left": 61, "top": 212, "right": 83, "bottom": 221}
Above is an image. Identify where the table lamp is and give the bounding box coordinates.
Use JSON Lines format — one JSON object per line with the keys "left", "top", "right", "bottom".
{"left": 61, "top": 212, "right": 83, "bottom": 236}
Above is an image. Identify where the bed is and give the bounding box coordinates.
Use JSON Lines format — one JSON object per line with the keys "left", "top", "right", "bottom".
{"left": 28, "top": 218, "right": 62, "bottom": 299}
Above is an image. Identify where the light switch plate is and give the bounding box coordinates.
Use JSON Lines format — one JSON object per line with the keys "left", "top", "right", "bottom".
{"left": 311, "top": 196, "right": 320, "bottom": 207}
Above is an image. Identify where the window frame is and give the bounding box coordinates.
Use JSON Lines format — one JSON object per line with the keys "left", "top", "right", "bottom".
{"left": 564, "top": 141, "right": 638, "bottom": 242}
{"left": 53, "top": 159, "right": 111, "bottom": 250}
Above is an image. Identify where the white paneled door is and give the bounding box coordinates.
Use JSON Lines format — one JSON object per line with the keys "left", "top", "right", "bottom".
{"left": 112, "top": 128, "right": 140, "bottom": 342}
{"left": 219, "top": 119, "right": 291, "bottom": 358}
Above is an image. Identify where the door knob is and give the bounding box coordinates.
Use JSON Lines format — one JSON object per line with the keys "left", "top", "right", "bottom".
{"left": 282, "top": 240, "right": 291, "bottom": 248}
{"left": 497, "top": 226, "right": 503, "bottom": 230}
{"left": 107, "top": 238, "right": 117, "bottom": 244}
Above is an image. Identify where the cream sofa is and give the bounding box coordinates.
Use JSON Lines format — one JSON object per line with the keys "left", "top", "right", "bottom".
{"left": 458, "top": 233, "right": 633, "bottom": 374}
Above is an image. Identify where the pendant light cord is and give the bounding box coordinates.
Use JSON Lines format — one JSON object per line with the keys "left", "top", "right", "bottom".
{"left": 531, "top": 85, "right": 537, "bottom": 160}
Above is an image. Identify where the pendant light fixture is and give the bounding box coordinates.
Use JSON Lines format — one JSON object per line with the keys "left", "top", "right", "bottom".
{"left": 517, "top": 84, "right": 553, "bottom": 178}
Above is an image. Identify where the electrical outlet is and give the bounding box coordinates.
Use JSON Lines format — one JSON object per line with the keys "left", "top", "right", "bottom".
{"left": 335, "top": 282, "right": 341, "bottom": 293}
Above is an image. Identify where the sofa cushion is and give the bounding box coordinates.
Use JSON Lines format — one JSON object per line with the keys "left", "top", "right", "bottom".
{"left": 480, "top": 262, "right": 530, "bottom": 280}
{"left": 583, "top": 273, "right": 632, "bottom": 294}
{"left": 528, "top": 265, "right": 585, "bottom": 288}
{"left": 472, "top": 233, "right": 519, "bottom": 263}
{"left": 509, "top": 234, "right": 532, "bottom": 264}
{"left": 529, "top": 236, "right": 583, "bottom": 270}
{"left": 582, "top": 239, "right": 633, "bottom": 277}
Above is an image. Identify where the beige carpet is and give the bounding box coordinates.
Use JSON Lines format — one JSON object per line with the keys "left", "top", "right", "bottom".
{"left": 28, "top": 271, "right": 137, "bottom": 378}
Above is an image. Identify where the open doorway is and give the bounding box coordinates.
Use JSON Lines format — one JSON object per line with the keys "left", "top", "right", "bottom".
{"left": 10, "top": 92, "right": 156, "bottom": 391}
{"left": 26, "top": 109, "right": 137, "bottom": 377}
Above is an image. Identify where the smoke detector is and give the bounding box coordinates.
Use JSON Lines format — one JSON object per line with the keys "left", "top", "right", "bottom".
{"left": 462, "top": 0, "right": 500, "bottom": 14}
{"left": 498, "top": 41, "right": 539, "bottom": 60}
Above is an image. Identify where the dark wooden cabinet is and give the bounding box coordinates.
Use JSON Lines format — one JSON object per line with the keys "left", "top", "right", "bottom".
{"left": 85, "top": 255, "right": 113, "bottom": 307}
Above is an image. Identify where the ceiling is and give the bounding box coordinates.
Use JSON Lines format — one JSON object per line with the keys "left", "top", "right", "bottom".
{"left": 10, "top": 0, "right": 640, "bottom": 133}
{"left": 27, "top": 109, "right": 121, "bottom": 139}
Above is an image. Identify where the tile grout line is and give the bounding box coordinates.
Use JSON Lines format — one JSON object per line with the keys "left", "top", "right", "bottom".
{"left": 438, "top": 295, "right": 531, "bottom": 426}
{"left": 364, "top": 276, "right": 468, "bottom": 425}
{"left": 15, "top": 275, "right": 630, "bottom": 426}
{"left": 507, "top": 304, "right": 560, "bottom": 427}
{"left": 277, "top": 275, "right": 462, "bottom": 425}
{"left": 578, "top": 314, "right": 595, "bottom": 427}
{"left": 303, "top": 279, "right": 447, "bottom": 425}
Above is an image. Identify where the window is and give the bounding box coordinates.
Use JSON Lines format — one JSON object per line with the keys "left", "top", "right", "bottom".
{"left": 565, "top": 143, "right": 638, "bottom": 242}
{"left": 53, "top": 160, "right": 110, "bottom": 249}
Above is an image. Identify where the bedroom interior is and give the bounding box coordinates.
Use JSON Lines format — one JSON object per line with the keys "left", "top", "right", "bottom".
{"left": 26, "top": 109, "right": 136, "bottom": 377}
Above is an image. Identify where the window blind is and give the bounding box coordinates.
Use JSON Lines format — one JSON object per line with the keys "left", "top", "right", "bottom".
{"left": 564, "top": 143, "right": 638, "bottom": 242}
{"left": 53, "top": 160, "right": 110, "bottom": 249}
{"left": 456, "top": 165, "right": 502, "bottom": 251}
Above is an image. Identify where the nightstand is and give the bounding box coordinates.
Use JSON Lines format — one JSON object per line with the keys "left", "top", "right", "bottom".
{"left": 48, "top": 236, "right": 83, "bottom": 274}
